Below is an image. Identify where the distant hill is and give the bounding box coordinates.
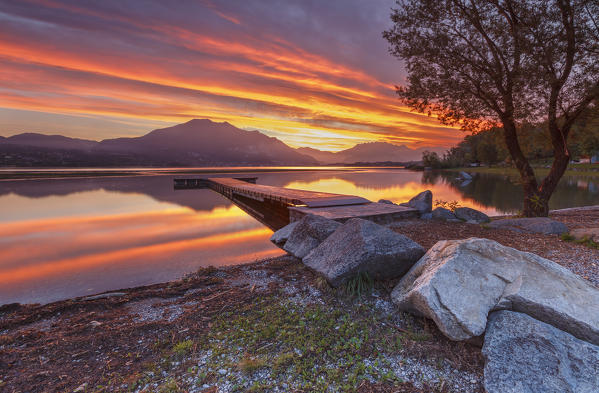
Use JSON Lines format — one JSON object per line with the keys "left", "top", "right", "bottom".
{"left": 295, "top": 147, "right": 338, "bottom": 163}
{"left": 0, "top": 119, "right": 317, "bottom": 167}
{"left": 297, "top": 141, "right": 444, "bottom": 164}
{"left": 0, "top": 119, "right": 447, "bottom": 167}
{"left": 0, "top": 133, "right": 98, "bottom": 151}
{"left": 95, "top": 119, "right": 316, "bottom": 166}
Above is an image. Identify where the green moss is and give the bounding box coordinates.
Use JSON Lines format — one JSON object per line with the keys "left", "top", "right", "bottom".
{"left": 172, "top": 340, "right": 194, "bottom": 357}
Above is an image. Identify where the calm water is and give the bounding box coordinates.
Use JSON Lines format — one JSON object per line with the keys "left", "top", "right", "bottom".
{"left": 1, "top": 168, "right": 597, "bottom": 305}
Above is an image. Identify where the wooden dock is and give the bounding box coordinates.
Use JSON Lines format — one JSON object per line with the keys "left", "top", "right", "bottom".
{"left": 174, "top": 177, "right": 417, "bottom": 229}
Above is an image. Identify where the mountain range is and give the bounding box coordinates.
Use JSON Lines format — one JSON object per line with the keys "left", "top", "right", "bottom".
{"left": 0, "top": 119, "right": 445, "bottom": 167}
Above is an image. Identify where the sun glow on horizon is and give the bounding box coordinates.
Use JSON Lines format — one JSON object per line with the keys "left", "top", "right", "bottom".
{"left": 0, "top": 0, "right": 462, "bottom": 150}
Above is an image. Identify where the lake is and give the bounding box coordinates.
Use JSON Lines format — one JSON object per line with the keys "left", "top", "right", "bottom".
{"left": 1, "top": 168, "right": 597, "bottom": 305}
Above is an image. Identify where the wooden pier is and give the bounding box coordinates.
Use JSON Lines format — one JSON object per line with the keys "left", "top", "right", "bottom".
{"left": 174, "top": 177, "right": 417, "bottom": 230}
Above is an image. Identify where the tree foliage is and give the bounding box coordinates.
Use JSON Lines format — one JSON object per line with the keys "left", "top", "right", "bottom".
{"left": 385, "top": 0, "right": 599, "bottom": 216}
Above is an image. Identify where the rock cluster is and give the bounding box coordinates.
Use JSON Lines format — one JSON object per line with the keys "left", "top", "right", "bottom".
{"left": 458, "top": 171, "right": 472, "bottom": 180}
{"left": 400, "top": 190, "right": 432, "bottom": 214}
{"left": 271, "top": 197, "right": 597, "bottom": 392}
{"left": 303, "top": 218, "right": 424, "bottom": 287}
{"left": 282, "top": 214, "right": 340, "bottom": 258}
{"left": 392, "top": 237, "right": 599, "bottom": 393}
{"left": 272, "top": 214, "right": 424, "bottom": 287}
{"left": 392, "top": 238, "right": 599, "bottom": 344}
{"left": 431, "top": 207, "right": 457, "bottom": 220}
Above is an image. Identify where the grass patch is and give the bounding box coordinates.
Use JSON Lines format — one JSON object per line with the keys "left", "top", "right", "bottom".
{"left": 198, "top": 294, "right": 417, "bottom": 392}
{"left": 344, "top": 272, "right": 374, "bottom": 298}
{"left": 172, "top": 340, "right": 194, "bottom": 357}
{"left": 237, "top": 354, "right": 267, "bottom": 374}
{"left": 560, "top": 232, "right": 599, "bottom": 249}
{"left": 157, "top": 378, "right": 179, "bottom": 393}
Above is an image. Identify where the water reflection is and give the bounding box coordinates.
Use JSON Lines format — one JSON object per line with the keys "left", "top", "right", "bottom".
{"left": 1, "top": 169, "right": 597, "bottom": 305}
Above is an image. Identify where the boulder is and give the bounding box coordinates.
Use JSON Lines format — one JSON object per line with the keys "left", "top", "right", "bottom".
{"left": 431, "top": 207, "right": 457, "bottom": 220}
{"left": 283, "top": 214, "right": 341, "bottom": 259}
{"left": 270, "top": 221, "right": 299, "bottom": 247}
{"left": 303, "top": 218, "right": 425, "bottom": 287}
{"left": 570, "top": 228, "right": 599, "bottom": 242}
{"left": 483, "top": 310, "right": 599, "bottom": 393}
{"left": 488, "top": 217, "right": 568, "bottom": 235}
{"left": 459, "top": 171, "right": 472, "bottom": 180}
{"left": 420, "top": 212, "right": 432, "bottom": 220}
{"left": 453, "top": 207, "right": 489, "bottom": 223}
{"left": 391, "top": 238, "right": 599, "bottom": 345}
{"left": 402, "top": 190, "right": 432, "bottom": 214}
{"left": 378, "top": 199, "right": 395, "bottom": 205}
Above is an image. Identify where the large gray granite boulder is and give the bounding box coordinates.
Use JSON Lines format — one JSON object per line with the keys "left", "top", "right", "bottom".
{"left": 453, "top": 207, "right": 490, "bottom": 223}
{"left": 483, "top": 310, "right": 599, "bottom": 393}
{"left": 391, "top": 238, "right": 599, "bottom": 345}
{"left": 270, "top": 221, "right": 299, "bottom": 247}
{"left": 283, "top": 214, "right": 341, "bottom": 259}
{"left": 431, "top": 207, "right": 457, "bottom": 220}
{"left": 488, "top": 217, "right": 568, "bottom": 235}
{"left": 303, "top": 218, "right": 425, "bottom": 287}
{"left": 400, "top": 190, "right": 432, "bottom": 214}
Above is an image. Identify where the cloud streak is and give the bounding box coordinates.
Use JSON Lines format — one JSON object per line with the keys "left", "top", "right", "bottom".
{"left": 0, "top": 0, "right": 463, "bottom": 149}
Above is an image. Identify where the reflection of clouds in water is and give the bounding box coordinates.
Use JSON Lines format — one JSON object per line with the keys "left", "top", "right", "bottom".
{"left": 1, "top": 169, "right": 596, "bottom": 305}
{"left": 0, "top": 202, "right": 281, "bottom": 304}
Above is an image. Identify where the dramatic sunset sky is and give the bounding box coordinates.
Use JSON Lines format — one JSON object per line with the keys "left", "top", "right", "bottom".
{"left": 0, "top": 0, "right": 463, "bottom": 151}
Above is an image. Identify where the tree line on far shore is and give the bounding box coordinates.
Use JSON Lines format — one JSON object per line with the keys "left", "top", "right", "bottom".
{"left": 422, "top": 104, "right": 599, "bottom": 169}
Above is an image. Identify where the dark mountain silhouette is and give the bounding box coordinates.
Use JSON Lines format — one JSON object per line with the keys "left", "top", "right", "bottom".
{"left": 297, "top": 141, "right": 445, "bottom": 164}
{"left": 0, "top": 133, "right": 98, "bottom": 150}
{"left": 0, "top": 119, "right": 446, "bottom": 167}
{"left": 95, "top": 119, "right": 316, "bottom": 165}
{"left": 0, "top": 119, "right": 316, "bottom": 167}
{"left": 295, "top": 147, "right": 338, "bottom": 163}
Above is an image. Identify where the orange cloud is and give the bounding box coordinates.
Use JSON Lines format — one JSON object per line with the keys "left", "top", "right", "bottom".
{"left": 0, "top": 1, "right": 463, "bottom": 149}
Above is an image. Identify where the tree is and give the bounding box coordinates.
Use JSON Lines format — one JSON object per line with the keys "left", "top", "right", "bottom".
{"left": 384, "top": 0, "right": 599, "bottom": 216}
{"left": 581, "top": 132, "right": 599, "bottom": 157}
{"left": 422, "top": 150, "right": 442, "bottom": 167}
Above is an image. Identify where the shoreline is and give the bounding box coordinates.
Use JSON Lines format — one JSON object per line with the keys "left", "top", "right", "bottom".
{"left": 445, "top": 164, "right": 599, "bottom": 178}
{"left": 0, "top": 166, "right": 408, "bottom": 181}
{"left": 1, "top": 207, "right": 597, "bottom": 392}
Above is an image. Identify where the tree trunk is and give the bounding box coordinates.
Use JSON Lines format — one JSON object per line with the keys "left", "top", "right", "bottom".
{"left": 522, "top": 189, "right": 549, "bottom": 217}
{"left": 508, "top": 121, "right": 571, "bottom": 217}
{"left": 502, "top": 120, "right": 544, "bottom": 217}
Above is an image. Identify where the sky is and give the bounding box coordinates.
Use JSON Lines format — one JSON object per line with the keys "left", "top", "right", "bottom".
{"left": 0, "top": 0, "right": 464, "bottom": 151}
